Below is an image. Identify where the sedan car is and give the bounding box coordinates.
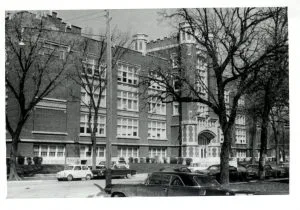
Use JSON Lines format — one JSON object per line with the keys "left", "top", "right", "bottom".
{"left": 104, "top": 171, "right": 255, "bottom": 197}
{"left": 197, "top": 164, "right": 247, "bottom": 182}
{"left": 245, "top": 164, "right": 278, "bottom": 180}
{"left": 57, "top": 165, "right": 93, "bottom": 181}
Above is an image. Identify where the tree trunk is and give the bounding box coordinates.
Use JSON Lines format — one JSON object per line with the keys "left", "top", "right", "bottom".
{"left": 9, "top": 135, "right": 21, "bottom": 180}
{"left": 272, "top": 124, "right": 280, "bottom": 165}
{"left": 219, "top": 125, "right": 233, "bottom": 185}
{"left": 258, "top": 101, "right": 271, "bottom": 180}
{"left": 91, "top": 133, "right": 97, "bottom": 170}
{"left": 250, "top": 115, "right": 257, "bottom": 164}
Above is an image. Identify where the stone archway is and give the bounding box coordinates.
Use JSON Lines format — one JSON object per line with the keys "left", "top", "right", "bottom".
{"left": 198, "top": 130, "right": 216, "bottom": 159}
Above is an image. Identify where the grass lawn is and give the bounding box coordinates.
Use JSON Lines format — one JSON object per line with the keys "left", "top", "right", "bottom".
{"left": 228, "top": 180, "right": 289, "bottom": 194}
{"left": 129, "top": 163, "right": 186, "bottom": 173}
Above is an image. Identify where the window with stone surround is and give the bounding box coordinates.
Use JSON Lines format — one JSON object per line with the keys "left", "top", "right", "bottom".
{"left": 148, "top": 120, "right": 167, "bottom": 140}
{"left": 33, "top": 145, "right": 65, "bottom": 157}
{"left": 149, "top": 147, "right": 167, "bottom": 158}
{"left": 81, "top": 84, "right": 106, "bottom": 108}
{"left": 118, "top": 146, "right": 139, "bottom": 158}
{"left": 117, "top": 117, "right": 139, "bottom": 137}
{"left": 80, "top": 113, "right": 106, "bottom": 136}
{"left": 117, "top": 63, "right": 139, "bottom": 85}
{"left": 117, "top": 90, "right": 139, "bottom": 111}
{"left": 80, "top": 146, "right": 106, "bottom": 158}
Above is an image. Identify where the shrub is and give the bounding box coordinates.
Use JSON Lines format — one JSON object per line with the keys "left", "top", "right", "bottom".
{"left": 128, "top": 157, "right": 134, "bottom": 163}
{"left": 17, "top": 156, "right": 25, "bottom": 165}
{"left": 146, "top": 157, "right": 150, "bottom": 163}
{"left": 119, "top": 157, "right": 125, "bottom": 161}
{"left": 33, "top": 156, "right": 43, "bottom": 165}
{"left": 139, "top": 157, "right": 145, "bottom": 163}
{"left": 185, "top": 158, "right": 193, "bottom": 166}
{"left": 163, "top": 157, "right": 168, "bottom": 164}
{"left": 26, "top": 157, "right": 32, "bottom": 165}
{"left": 177, "top": 157, "right": 184, "bottom": 164}
{"left": 170, "top": 157, "right": 177, "bottom": 164}
{"left": 134, "top": 158, "right": 139, "bottom": 163}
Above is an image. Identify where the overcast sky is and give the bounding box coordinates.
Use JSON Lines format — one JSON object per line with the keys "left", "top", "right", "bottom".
{"left": 56, "top": 9, "right": 175, "bottom": 41}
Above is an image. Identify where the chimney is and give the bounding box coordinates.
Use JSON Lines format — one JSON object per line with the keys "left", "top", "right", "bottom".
{"left": 132, "top": 33, "right": 148, "bottom": 56}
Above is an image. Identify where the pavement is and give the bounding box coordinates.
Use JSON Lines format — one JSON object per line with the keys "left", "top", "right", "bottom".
{"left": 6, "top": 173, "right": 149, "bottom": 198}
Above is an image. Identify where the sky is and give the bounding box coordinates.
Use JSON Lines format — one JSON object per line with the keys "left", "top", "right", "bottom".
{"left": 56, "top": 9, "right": 175, "bottom": 41}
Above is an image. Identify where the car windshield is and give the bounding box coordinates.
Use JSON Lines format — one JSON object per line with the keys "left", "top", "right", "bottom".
{"left": 193, "top": 176, "right": 221, "bottom": 187}
{"left": 64, "top": 166, "right": 74, "bottom": 170}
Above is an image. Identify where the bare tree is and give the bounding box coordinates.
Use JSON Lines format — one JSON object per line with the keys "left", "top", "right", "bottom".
{"left": 69, "top": 31, "right": 131, "bottom": 170}
{"left": 142, "top": 8, "right": 287, "bottom": 184}
{"left": 5, "top": 12, "right": 74, "bottom": 180}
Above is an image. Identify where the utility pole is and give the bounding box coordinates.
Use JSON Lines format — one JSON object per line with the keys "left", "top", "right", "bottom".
{"left": 105, "top": 9, "right": 112, "bottom": 186}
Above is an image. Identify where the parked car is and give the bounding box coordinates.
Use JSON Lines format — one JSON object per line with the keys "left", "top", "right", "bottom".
{"left": 99, "top": 160, "right": 129, "bottom": 169}
{"left": 245, "top": 164, "right": 278, "bottom": 180}
{"left": 88, "top": 165, "right": 136, "bottom": 179}
{"left": 56, "top": 165, "right": 93, "bottom": 181}
{"left": 187, "top": 163, "right": 207, "bottom": 173}
{"left": 104, "top": 171, "right": 255, "bottom": 197}
{"left": 197, "top": 164, "right": 247, "bottom": 182}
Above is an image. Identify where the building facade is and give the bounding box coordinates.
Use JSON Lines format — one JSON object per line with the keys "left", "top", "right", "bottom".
{"left": 6, "top": 11, "right": 249, "bottom": 166}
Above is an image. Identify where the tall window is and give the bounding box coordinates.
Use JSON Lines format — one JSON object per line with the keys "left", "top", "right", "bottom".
{"left": 117, "top": 90, "right": 139, "bottom": 111}
{"left": 81, "top": 85, "right": 106, "bottom": 108}
{"left": 171, "top": 53, "right": 179, "bottom": 68}
{"left": 33, "top": 145, "right": 65, "bottom": 157}
{"left": 118, "top": 146, "right": 139, "bottom": 157}
{"left": 236, "top": 128, "right": 246, "bottom": 144}
{"left": 80, "top": 113, "right": 106, "bottom": 136}
{"left": 173, "top": 102, "right": 179, "bottom": 115}
{"left": 117, "top": 118, "right": 139, "bottom": 137}
{"left": 235, "top": 115, "right": 246, "bottom": 125}
{"left": 148, "top": 89, "right": 166, "bottom": 115}
{"left": 149, "top": 147, "right": 167, "bottom": 158}
{"left": 148, "top": 120, "right": 167, "bottom": 140}
{"left": 117, "top": 63, "right": 139, "bottom": 85}
{"left": 224, "top": 90, "right": 230, "bottom": 103}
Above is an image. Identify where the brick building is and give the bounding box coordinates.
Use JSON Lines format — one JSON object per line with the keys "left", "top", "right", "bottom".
{"left": 6, "top": 11, "right": 249, "bottom": 166}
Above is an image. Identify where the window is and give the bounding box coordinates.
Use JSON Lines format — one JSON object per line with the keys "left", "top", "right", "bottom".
{"left": 173, "top": 79, "right": 181, "bottom": 91}
{"left": 49, "top": 146, "right": 56, "bottom": 157}
{"left": 33, "top": 145, "right": 65, "bottom": 157}
{"left": 181, "top": 31, "right": 186, "bottom": 41}
{"left": 118, "top": 146, "right": 139, "bottom": 158}
{"left": 82, "top": 58, "right": 106, "bottom": 77}
{"left": 117, "top": 117, "right": 139, "bottom": 137}
{"left": 149, "top": 147, "right": 167, "bottom": 157}
{"left": 173, "top": 102, "right": 179, "bottom": 115}
{"left": 235, "top": 115, "right": 246, "bottom": 125}
{"left": 41, "top": 145, "right": 48, "bottom": 157}
{"left": 41, "top": 42, "right": 68, "bottom": 60}
{"left": 225, "top": 90, "right": 230, "bottom": 103}
{"left": 33, "top": 145, "right": 39, "bottom": 156}
{"left": 148, "top": 120, "right": 166, "bottom": 140}
{"left": 148, "top": 96, "right": 166, "bottom": 115}
{"left": 171, "top": 177, "right": 184, "bottom": 186}
{"left": 238, "top": 97, "right": 245, "bottom": 106}
{"left": 80, "top": 146, "right": 106, "bottom": 158}
{"left": 235, "top": 128, "right": 246, "bottom": 144}
{"left": 80, "top": 113, "right": 106, "bottom": 136}
{"left": 171, "top": 53, "right": 179, "bottom": 68}
{"left": 81, "top": 84, "right": 106, "bottom": 108}
{"left": 117, "top": 63, "right": 139, "bottom": 85}
{"left": 74, "top": 166, "right": 81, "bottom": 170}
{"left": 117, "top": 90, "right": 139, "bottom": 111}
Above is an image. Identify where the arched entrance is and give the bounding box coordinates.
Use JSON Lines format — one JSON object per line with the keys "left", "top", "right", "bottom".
{"left": 198, "top": 130, "right": 216, "bottom": 159}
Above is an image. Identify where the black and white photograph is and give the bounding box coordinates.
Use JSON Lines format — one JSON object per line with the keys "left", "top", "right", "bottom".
{"left": 1, "top": 0, "right": 300, "bottom": 210}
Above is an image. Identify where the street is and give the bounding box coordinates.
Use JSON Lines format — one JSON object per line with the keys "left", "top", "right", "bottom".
{"left": 6, "top": 174, "right": 148, "bottom": 198}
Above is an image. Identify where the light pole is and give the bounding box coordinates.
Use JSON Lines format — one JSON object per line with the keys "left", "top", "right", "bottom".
{"left": 105, "top": 9, "right": 112, "bottom": 187}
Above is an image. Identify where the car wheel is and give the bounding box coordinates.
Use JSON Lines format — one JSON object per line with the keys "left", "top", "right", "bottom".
{"left": 112, "top": 193, "right": 125, "bottom": 197}
{"left": 67, "top": 175, "right": 73, "bottom": 181}
{"left": 126, "top": 173, "right": 131, "bottom": 179}
{"left": 86, "top": 174, "right": 92, "bottom": 180}
{"left": 57, "top": 178, "right": 63, "bottom": 181}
